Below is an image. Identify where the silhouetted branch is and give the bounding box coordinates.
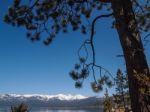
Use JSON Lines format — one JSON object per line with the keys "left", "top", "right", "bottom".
{"left": 144, "top": 33, "right": 150, "bottom": 46}
{"left": 70, "top": 13, "right": 114, "bottom": 92}
{"left": 133, "top": 0, "right": 145, "bottom": 14}
{"left": 30, "top": 0, "right": 40, "bottom": 9}
{"left": 90, "top": 13, "right": 113, "bottom": 64}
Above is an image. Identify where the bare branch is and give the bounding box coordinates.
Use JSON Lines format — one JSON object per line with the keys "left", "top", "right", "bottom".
{"left": 30, "top": 0, "right": 40, "bottom": 9}
{"left": 143, "top": 33, "right": 150, "bottom": 46}
{"left": 90, "top": 13, "right": 113, "bottom": 64}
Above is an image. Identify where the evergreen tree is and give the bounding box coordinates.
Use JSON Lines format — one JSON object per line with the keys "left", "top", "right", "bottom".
{"left": 114, "top": 69, "right": 129, "bottom": 109}
{"left": 103, "top": 89, "right": 113, "bottom": 112}
{"left": 11, "top": 103, "right": 29, "bottom": 112}
{"left": 4, "top": 0, "right": 150, "bottom": 111}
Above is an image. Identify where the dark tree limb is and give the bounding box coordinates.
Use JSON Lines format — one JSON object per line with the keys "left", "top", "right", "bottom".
{"left": 90, "top": 13, "right": 113, "bottom": 64}
{"left": 71, "top": 13, "right": 114, "bottom": 92}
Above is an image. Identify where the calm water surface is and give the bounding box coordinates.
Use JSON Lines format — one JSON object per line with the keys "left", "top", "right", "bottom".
{"left": 0, "top": 107, "right": 102, "bottom": 112}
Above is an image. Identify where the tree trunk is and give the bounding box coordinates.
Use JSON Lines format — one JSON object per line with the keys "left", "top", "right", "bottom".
{"left": 111, "top": 0, "right": 150, "bottom": 112}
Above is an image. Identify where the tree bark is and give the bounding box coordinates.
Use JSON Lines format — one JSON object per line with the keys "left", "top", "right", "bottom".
{"left": 111, "top": 0, "right": 150, "bottom": 112}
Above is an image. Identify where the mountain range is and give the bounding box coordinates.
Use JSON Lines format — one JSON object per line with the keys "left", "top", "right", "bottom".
{"left": 0, "top": 94, "right": 103, "bottom": 108}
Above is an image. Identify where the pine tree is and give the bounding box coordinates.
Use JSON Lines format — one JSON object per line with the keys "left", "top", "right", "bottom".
{"left": 103, "top": 89, "right": 113, "bottom": 112}
{"left": 11, "top": 103, "right": 29, "bottom": 112}
{"left": 4, "top": 0, "right": 150, "bottom": 111}
{"left": 114, "top": 69, "right": 130, "bottom": 109}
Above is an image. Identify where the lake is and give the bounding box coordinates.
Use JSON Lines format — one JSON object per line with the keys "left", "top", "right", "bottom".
{"left": 31, "top": 109, "right": 101, "bottom": 112}
{"left": 0, "top": 107, "right": 102, "bottom": 112}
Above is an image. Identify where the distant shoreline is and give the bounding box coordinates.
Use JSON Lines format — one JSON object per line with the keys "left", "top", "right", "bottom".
{"left": 0, "top": 105, "right": 102, "bottom": 109}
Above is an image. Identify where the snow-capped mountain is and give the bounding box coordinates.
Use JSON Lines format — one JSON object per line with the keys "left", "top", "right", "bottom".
{"left": 0, "top": 94, "right": 103, "bottom": 108}
{"left": 0, "top": 94, "right": 87, "bottom": 101}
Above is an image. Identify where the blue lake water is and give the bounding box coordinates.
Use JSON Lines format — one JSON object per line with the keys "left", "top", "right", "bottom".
{"left": 31, "top": 109, "right": 101, "bottom": 112}
{"left": 0, "top": 107, "right": 102, "bottom": 112}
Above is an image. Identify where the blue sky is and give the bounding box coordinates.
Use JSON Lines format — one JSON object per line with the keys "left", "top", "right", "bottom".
{"left": 0, "top": 1, "right": 149, "bottom": 97}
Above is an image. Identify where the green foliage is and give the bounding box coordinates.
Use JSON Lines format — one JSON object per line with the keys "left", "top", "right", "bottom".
{"left": 69, "top": 56, "right": 114, "bottom": 92}
{"left": 103, "top": 89, "right": 113, "bottom": 112}
{"left": 91, "top": 82, "right": 103, "bottom": 92}
{"left": 3, "top": 1, "right": 150, "bottom": 111}
{"left": 115, "top": 69, "right": 128, "bottom": 93}
{"left": 3, "top": 0, "right": 150, "bottom": 95}
{"left": 113, "top": 69, "right": 130, "bottom": 108}
{"left": 4, "top": 0, "right": 112, "bottom": 45}
{"left": 134, "top": 1, "right": 150, "bottom": 32}
{"left": 11, "top": 103, "right": 29, "bottom": 112}
{"left": 4, "top": 1, "right": 149, "bottom": 93}
{"left": 133, "top": 69, "right": 150, "bottom": 95}
{"left": 4, "top": 0, "right": 150, "bottom": 45}
{"left": 91, "top": 75, "right": 113, "bottom": 93}
{"left": 69, "top": 57, "right": 89, "bottom": 88}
